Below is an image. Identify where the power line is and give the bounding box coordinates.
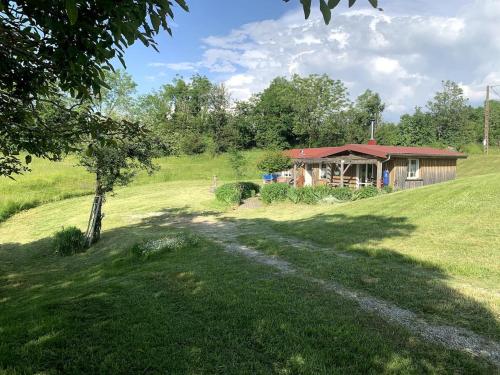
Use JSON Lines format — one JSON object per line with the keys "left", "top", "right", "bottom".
{"left": 490, "top": 87, "right": 500, "bottom": 98}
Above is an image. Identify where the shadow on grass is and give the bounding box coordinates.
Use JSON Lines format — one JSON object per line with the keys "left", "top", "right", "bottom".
{"left": 0, "top": 208, "right": 497, "bottom": 374}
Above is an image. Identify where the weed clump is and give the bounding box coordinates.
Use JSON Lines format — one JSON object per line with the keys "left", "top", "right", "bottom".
{"left": 131, "top": 232, "right": 200, "bottom": 257}
{"left": 53, "top": 226, "right": 86, "bottom": 256}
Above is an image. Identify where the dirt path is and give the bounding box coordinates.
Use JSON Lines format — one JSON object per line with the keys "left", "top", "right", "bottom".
{"left": 163, "top": 213, "right": 500, "bottom": 367}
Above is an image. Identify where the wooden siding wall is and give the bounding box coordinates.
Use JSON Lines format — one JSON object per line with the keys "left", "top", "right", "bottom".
{"left": 386, "top": 157, "right": 457, "bottom": 190}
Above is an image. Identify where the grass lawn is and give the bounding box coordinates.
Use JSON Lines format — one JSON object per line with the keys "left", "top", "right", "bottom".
{"left": 1, "top": 181, "right": 498, "bottom": 373}
{"left": 457, "top": 147, "right": 500, "bottom": 178}
{"left": 233, "top": 173, "right": 500, "bottom": 341}
{"left": 1, "top": 150, "right": 499, "bottom": 373}
{"left": 0, "top": 150, "right": 264, "bottom": 223}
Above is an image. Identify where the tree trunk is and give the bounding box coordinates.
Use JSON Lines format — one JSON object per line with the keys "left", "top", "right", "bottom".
{"left": 85, "top": 175, "right": 104, "bottom": 246}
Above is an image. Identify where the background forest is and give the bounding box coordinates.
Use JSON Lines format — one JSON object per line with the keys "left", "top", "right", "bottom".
{"left": 102, "top": 70, "right": 499, "bottom": 155}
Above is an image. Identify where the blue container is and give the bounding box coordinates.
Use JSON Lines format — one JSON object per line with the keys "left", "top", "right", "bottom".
{"left": 383, "top": 169, "right": 390, "bottom": 186}
{"left": 263, "top": 174, "right": 274, "bottom": 182}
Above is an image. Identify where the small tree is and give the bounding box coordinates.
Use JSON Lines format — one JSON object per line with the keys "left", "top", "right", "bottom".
{"left": 257, "top": 151, "right": 292, "bottom": 174}
{"left": 228, "top": 148, "right": 247, "bottom": 180}
{"left": 80, "top": 118, "right": 158, "bottom": 246}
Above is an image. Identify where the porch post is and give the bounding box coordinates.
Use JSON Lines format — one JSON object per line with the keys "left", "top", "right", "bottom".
{"left": 340, "top": 160, "right": 344, "bottom": 187}
{"left": 293, "top": 163, "right": 297, "bottom": 188}
{"left": 376, "top": 160, "right": 382, "bottom": 189}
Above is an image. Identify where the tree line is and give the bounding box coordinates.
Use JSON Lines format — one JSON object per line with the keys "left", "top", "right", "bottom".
{"left": 109, "top": 71, "right": 499, "bottom": 154}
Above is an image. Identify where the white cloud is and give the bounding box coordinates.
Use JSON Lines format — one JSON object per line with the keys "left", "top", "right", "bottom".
{"left": 164, "top": 62, "right": 197, "bottom": 71}
{"left": 372, "top": 57, "right": 401, "bottom": 75}
{"left": 161, "top": 0, "right": 500, "bottom": 120}
{"left": 148, "top": 62, "right": 169, "bottom": 68}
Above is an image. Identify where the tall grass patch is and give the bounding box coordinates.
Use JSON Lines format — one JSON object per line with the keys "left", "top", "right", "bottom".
{"left": 260, "top": 183, "right": 290, "bottom": 204}
{"left": 53, "top": 227, "right": 86, "bottom": 256}
{"left": 215, "top": 182, "right": 260, "bottom": 205}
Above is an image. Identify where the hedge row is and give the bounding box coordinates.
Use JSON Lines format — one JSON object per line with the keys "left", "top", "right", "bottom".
{"left": 261, "top": 184, "right": 390, "bottom": 204}
{"left": 215, "top": 182, "right": 260, "bottom": 204}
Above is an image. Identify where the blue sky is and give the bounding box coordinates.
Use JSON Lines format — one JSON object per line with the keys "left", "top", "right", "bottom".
{"left": 121, "top": 0, "right": 289, "bottom": 92}
{"left": 118, "top": 0, "right": 500, "bottom": 121}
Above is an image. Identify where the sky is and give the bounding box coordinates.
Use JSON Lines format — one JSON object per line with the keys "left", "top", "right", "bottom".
{"left": 120, "top": 0, "right": 500, "bottom": 121}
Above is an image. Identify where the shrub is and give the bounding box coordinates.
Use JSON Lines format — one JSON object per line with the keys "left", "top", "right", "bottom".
{"left": 53, "top": 227, "right": 86, "bottom": 256}
{"left": 286, "top": 186, "right": 352, "bottom": 205}
{"left": 287, "top": 186, "right": 319, "bottom": 204}
{"left": 256, "top": 151, "right": 292, "bottom": 174}
{"left": 239, "top": 182, "right": 260, "bottom": 199}
{"left": 132, "top": 232, "right": 199, "bottom": 257}
{"left": 299, "top": 186, "right": 321, "bottom": 204}
{"left": 329, "top": 187, "right": 353, "bottom": 201}
{"left": 312, "top": 185, "right": 333, "bottom": 200}
{"left": 351, "top": 186, "right": 380, "bottom": 201}
{"left": 286, "top": 187, "right": 300, "bottom": 204}
{"left": 260, "top": 183, "right": 290, "bottom": 204}
{"left": 215, "top": 182, "right": 260, "bottom": 204}
{"left": 228, "top": 148, "right": 247, "bottom": 179}
{"left": 215, "top": 183, "right": 241, "bottom": 204}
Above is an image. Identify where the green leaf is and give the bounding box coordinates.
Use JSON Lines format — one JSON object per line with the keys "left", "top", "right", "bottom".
{"left": 118, "top": 55, "right": 127, "bottom": 69}
{"left": 348, "top": 0, "right": 356, "bottom": 7}
{"left": 368, "top": 0, "right": 378, "bottom": 7}
{"left": 174, "top": 0, "right": 189, "bottom": 11}
{"left": 328, "top": 0, "right": 341, "bottom": 9}
{"left": 150, "top": 13, "right": 161, "bottom": 32}
{"left": 65, "top": 0, "right": 78, "bottom": 25}
{"left": 320, "top": 0, "right": 331, "bottom": 24}
{"left": 85, "top": 145, "right": 94, "bottom": 157}
{"left": 300, "top": 0, "right": 312, "bottom": 19}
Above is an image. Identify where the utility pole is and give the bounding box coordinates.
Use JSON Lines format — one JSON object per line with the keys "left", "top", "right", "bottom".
{"left": 484, "top": 85, "right": 490, "bottom": 154}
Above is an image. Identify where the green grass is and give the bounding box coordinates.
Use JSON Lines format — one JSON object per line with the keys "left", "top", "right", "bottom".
{"left": 233, "top": 174, "right": 500, "bottom": 341}
{"left": 1, "top": 150, "right": 499, "bottom": 373}
{"left": 457, "top": 152, "right": 500, "bottom": 178}
{"left": 0, "top": 150, "right": 264, "bottom": 223}
{"left": 1, "top": 181, "right": 497, "bottom": 373}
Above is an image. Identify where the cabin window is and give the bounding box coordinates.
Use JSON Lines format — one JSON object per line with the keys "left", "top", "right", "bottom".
{"left": 281, "top": 169, "right": 292, "bottom": 178}
{"left": 318, "top": 163, "right": 328, "bottom": 179}
{"left": 407, "top": 159, "right": 420, "bottom": 179}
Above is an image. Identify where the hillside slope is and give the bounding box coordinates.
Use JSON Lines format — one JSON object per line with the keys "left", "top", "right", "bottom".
{"left": 0, "top": 150, "right": 264, "bottom": 222}
{"left": 1, "top": 177, "right": 499, "bottom": 373}
{"left": 233, "top": 172, "right": 500, "bottom": 341}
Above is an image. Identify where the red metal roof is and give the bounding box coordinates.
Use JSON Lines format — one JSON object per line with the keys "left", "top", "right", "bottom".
{"left": 284, "top": 147, "right": 343, "bottom": 159}
{"left": 285, "top": 144, "right": 466, "bottom": 159}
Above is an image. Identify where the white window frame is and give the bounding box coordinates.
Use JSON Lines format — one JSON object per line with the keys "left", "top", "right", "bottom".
{"left": 318, "top": 162, "right": 328, "bottom": 179}
{"left": 281, "top": 169, "right": 292, "bottom": 178}
{"left": 407, "top": 159, "right": 420, "bottom": 179}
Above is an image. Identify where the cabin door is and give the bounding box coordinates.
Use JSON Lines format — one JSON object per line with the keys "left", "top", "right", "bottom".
{"left": 304, "top": 164, "right": 313, "bottom": 186}
{"left": 356, "top": 164, "right": 374, "bottom": 188}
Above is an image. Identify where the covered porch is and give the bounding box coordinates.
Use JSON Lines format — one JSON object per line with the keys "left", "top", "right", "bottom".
{"left": 289, "top": 154, "right": 383, "bottom": 189}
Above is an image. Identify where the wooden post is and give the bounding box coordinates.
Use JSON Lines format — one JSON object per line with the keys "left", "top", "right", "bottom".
{"left": 293, "top": 163, "right": 297, "bottom": 188}
{"left": 484, "top": 85, "right": 490, "bottom": 154}
{"left": 340, "top": 160, "right": 344, "bottom": 187}
{"left": 376, "top": 161, "right": 382, "bottom": 189}
{"left": 210, "top": 175, "right": 218, "bottom": 192}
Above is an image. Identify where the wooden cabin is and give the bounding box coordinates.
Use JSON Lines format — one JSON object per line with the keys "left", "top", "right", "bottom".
{"left": 280, "top": 143, "right": 467, "bottom": 190}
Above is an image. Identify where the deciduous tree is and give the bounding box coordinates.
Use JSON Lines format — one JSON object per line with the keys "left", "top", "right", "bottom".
{"left": 80, "top": 119, "right": 158, "bottom": 245}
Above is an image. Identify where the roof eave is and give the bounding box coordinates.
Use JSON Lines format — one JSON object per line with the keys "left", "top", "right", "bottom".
{"left": 387, "top": 153, "right": 467, "bottom": 159}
